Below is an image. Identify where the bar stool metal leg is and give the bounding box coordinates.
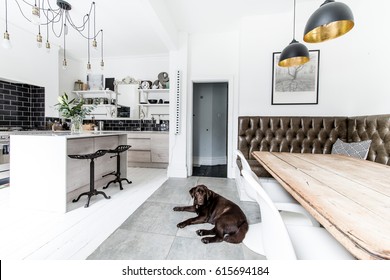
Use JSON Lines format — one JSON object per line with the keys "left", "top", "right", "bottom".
{"left": 102, "top": 145, "right": 132, "bottom": 190}
{"left": 69, "top": 149, "right": 111, "bottom": 208}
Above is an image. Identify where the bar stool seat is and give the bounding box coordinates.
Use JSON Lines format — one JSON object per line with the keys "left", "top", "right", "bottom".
{"left": 103, "top": 145, "right": 132, "bottom": 190}
{"left": 68, "top": 149, "right": 111, "bottom": 208}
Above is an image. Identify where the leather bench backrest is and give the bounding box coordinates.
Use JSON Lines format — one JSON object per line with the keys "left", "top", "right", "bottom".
{"left": 238, "top": 116, "right": 348, "bottom": 160}
{"left": 348, "top": 114, "right": 390, "bottom": 165}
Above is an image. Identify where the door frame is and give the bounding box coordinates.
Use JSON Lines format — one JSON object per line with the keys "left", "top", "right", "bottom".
{"left": 187, "top": 76, "right": 235, "bottom": 178}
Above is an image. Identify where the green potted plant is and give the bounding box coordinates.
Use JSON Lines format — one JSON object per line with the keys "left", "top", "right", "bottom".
{"left": 55, "top": 93, "right": 95, "bottom": 133}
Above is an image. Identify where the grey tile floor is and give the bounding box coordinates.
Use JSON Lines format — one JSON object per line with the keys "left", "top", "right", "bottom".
{"left": 88, "top": 176, "right": 265, "bottom": 260}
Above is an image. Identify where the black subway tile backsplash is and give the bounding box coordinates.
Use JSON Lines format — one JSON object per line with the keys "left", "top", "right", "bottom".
{"left": 45, "top": 117, "right": 170, "bottom": 132}
{"left": 4, "top": 84, "right": 17, "bottom": 91}
{"left": 0, "top": 80, "right": 45, "bottom": 129}
{"left": 0, "top": 80, "right": 169, "bottom": 131}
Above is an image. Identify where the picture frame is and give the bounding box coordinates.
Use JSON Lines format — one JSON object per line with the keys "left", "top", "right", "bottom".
{"left": 271, "top": 50, "right": 320, "bottom": 105}
{"left": 87, "top": 74, "right": 104, "bottom": 90}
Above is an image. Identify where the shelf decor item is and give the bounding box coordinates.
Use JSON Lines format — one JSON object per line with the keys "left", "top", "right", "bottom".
{"left": 272, "top": 50, "right": 320, "bottom": 105}
{"left": 87, "top": 74, "right": 104, "bottom": 90}
{"left": 55, "top": 93, "right": 95, "bottom": 133}
{"left": 158, "top": 72, "right": 169, "bottom": 89}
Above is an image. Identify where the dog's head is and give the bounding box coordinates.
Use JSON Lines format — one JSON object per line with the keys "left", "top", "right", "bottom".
{"left": 189, "top": 185, "right": 213, "bottom": 206}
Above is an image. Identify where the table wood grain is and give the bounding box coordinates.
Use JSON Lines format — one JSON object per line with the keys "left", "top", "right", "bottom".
{"left": 252, "top": 151, "right": 390, "bottom": 260}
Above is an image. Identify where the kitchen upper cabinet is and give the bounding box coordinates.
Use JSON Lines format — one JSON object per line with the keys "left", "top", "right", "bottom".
{"left": 116, "top": 84, "right": 139, "bottom": 119}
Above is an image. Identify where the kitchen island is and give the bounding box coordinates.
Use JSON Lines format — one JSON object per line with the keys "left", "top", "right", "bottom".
{"left": 10, "top": 131, "right": 128, "bottom": 213}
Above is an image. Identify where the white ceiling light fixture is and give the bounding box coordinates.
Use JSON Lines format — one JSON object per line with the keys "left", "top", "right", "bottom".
{"left": 3, "top": 0, "right": 105, "bottom": 71}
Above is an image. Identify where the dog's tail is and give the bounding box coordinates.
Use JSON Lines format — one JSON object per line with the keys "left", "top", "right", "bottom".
{"left": 223, "top": 221, "right": 249, "bottom": 244}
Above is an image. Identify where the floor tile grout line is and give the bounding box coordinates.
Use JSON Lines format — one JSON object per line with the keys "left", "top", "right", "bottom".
{"left": 87, "top": 176, "right": 264, "bottom": 260}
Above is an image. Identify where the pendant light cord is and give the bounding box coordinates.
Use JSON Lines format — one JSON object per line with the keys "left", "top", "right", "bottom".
{"left": 87, "top": 13, "right": 90, "bottom": 64}
{"left": 293, "top": 0, "right": 296, "bottom": 40}
{"left": 101, "top": 29, "right": 104, "bottom": 59}
{"left": 63, "top": 19, "right": 66, "bottom": 60}
{"left": 93, "top": 3, "right": 96, "bottom": 40}
{"left": 5, "top": 0, "right": 8, "bottom": 32}
{"left": 46, "top": 16, "right": 49, "bottom": 42}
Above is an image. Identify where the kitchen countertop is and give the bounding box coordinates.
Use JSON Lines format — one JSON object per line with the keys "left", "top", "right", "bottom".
{"left": 10, "top": 131, "right": 129, "bottom": 139}
{"left": 107, "top": 130, "right": 169, "bottom": 134}
{"left": 10, "top": 130, "right": 168, "bottom": 138}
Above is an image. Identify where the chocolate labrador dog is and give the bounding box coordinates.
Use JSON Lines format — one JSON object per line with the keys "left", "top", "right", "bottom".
{"left": 173, "top": 185, "right": 248, "bottom": 244}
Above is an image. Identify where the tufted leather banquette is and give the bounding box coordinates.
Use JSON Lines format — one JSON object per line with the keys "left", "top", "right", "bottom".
{"left": 237, "top": 114, "right": 390, "bottom": 177}
{"left": 348, "top": 114, "right": 390, "bottom": 165}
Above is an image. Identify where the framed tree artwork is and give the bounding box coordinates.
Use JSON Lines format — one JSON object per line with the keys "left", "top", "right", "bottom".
{"left": 271, "top": 50, "right": 320, "bottom": 105}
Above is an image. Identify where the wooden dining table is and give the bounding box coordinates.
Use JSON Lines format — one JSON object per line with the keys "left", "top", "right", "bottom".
{"left": 252, "top": 151, "right": 390, "bottom": 260}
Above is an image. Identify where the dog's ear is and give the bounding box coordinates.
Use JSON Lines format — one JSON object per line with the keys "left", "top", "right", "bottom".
{"left": 189, "top": 187, "right": 197, "bottom": 198}
{"left": 207, "top": 190, "right": 213, "bottom": 201}
{"left": 202, "top": 186, "right": 213, "bottom": 201}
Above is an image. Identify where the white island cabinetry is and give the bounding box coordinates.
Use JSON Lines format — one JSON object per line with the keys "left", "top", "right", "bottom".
{"left": 10, "top": 132, "right": 128, "bottom": 213}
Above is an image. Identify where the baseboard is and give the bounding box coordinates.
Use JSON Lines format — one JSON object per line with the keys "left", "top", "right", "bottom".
{"left": 193, "top": 156, "right": 226, "bottom": 166}
{"left": 167, "top": 164, "right": 188, "bottom": 178}
{"left": 127, "top": 162, "right": 168, "bottom": 168}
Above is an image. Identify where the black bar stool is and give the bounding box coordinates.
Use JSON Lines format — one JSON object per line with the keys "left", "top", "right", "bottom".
{"left": 68, "top": 149, "right": 111, "bottom": 208}
{"left": 103, "top": 145, "right": 132, "bottom": 190}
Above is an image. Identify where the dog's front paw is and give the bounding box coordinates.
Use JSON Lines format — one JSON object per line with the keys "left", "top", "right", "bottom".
{"left": 173, "top": 206, "right": 182, "bottom": 211}
{"left": 196, "top": 229, "right": 203, "bottom": 236}
{"left": 177, "top": 222, "right": 187, "bottom": 228}
{"left": 201, "top": 237, "right": 210, "bottom": 244}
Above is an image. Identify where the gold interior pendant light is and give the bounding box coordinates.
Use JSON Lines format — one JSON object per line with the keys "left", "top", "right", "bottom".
{"left": 279, "top": 0, "right": 310, "bottom": 67}
{"left": 304, "top": 0, "right": 354, "bottom": 43}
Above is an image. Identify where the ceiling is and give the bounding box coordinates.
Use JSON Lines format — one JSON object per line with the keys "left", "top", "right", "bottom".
{"left": 3, "top": 0, "right": 315, "bottom": 60}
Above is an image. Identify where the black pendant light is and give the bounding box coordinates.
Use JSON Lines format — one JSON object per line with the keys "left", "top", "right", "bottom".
{"left": 303, "top": 0, "right": 354, "bottom": 43}
{"left": 279, "top": 0, "right": 310, "bottom": 67}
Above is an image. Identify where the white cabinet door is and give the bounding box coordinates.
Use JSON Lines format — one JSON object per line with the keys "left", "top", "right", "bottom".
{"left": 117, "top": 84, "right": 139, "bottom": 119}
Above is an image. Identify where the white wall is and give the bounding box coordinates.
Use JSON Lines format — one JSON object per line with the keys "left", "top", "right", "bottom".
{"left": 58, "top": 53, "right": 84, "bottom": 108}
{"left": 239, "top": 0, "right": 390, "bottom": 117}
{"left": 0, "top": 22, "right": 59, "bottom": 118}
{"left": 167, "top": 32, "right": 189, "bottom": 178}
{"left": 89, "top": 55, "right": 169, "bottom": 84}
